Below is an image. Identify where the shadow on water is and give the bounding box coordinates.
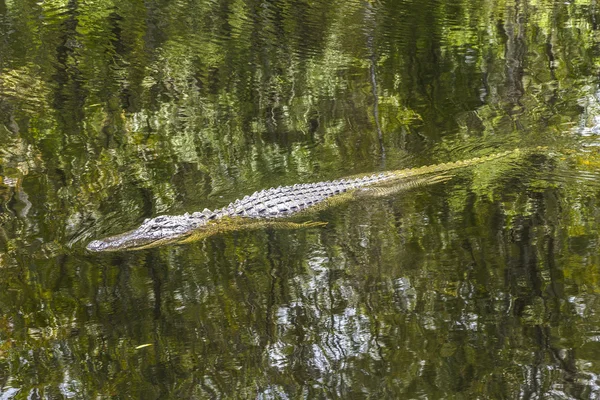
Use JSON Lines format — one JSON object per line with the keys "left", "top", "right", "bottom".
{"left": 1, "top": 0, "right": 600, "bottom": 397}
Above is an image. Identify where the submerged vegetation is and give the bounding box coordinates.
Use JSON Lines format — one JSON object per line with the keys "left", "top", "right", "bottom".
{"left": 0, "top": 0, "right": 599, "bottom": 397}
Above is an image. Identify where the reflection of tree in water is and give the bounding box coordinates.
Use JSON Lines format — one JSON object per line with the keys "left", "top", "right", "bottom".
{"left": 0, "top": 0, "right": 598, "bottom": 397}
{"left": 1, "top": 160, "right": 600, "bottom": 396}
{"left": 502, "top": 0, "right": 527, "bottom": 118}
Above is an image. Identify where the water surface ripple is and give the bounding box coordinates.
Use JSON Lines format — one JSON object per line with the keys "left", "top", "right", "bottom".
{"left": 0, "top": 0, "right": 599, "bottom": 398}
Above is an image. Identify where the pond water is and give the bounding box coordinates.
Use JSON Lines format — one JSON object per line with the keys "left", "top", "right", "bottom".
{"left": 1, "top": 0, "right": 600, "bottom": 398}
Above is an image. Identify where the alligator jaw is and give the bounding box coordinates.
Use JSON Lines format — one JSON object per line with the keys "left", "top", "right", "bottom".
{"left": 86, "top": 234, "right": 151, "bottom": 252}
{"left": 86, "top": 229, "right": 185, "bottom": 252}
{"left": 86, "top": 215, "right": 202, "bottom": 252}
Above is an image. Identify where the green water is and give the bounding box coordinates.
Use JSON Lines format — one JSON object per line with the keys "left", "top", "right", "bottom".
{"left": 1, "top": 0, "right": 600, "bottom": 398}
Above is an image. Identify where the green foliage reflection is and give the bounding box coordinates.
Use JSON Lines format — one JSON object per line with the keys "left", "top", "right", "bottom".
{"left": 0, "top": 0, "right": 599, "bottom": 397}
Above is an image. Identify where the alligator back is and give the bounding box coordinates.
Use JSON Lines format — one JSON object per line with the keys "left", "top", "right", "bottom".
{"left": 209, "top": 173, "right": 393, "bottom": 219}
{"left": 212, "top": 149, "right": 518, "bottom": 220}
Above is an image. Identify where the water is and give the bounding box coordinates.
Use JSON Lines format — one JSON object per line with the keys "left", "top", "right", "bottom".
{"left": 1, "top": 0, "right": 600, "bottom": 398}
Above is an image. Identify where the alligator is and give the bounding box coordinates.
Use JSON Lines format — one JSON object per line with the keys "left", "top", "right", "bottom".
{"left": 87, "top": 149, "right": 522, "bottom": 252}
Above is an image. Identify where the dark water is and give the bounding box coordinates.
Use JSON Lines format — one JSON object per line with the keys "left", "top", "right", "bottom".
{"left": 1, "top": 0, "right": 600, "bottom": 398}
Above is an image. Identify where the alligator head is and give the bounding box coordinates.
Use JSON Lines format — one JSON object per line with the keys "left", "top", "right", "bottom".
{"left": 86, "top": 213, "right": 211, "bottom": 252}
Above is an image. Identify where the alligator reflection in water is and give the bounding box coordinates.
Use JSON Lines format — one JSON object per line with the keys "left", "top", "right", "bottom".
{"left": 87, "top": 150, "right": 521, "bottom": 252}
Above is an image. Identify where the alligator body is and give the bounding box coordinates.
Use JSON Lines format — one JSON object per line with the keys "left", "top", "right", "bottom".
{"left": 86, "top": 149, "right": 520, "bottom": 252}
